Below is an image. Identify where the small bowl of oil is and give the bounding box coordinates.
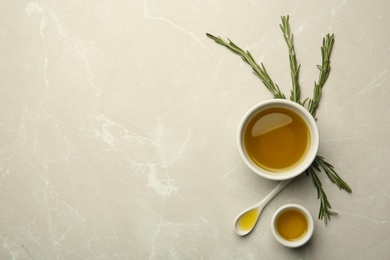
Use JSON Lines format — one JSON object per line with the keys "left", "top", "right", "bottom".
{"left": 271, "top": 204, "right": 314, "bottom": 248}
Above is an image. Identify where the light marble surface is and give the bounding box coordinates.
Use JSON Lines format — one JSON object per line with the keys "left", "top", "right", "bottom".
{"left": 1, "top": 0, "right": 389, "bottom": 259}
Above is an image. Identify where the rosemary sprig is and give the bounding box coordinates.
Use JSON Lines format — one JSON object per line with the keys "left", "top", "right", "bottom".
{"left": 206, "top": 16, "right": 352, "bottom": 223}
{"left": 280, "top": 15, "right": 301, "bottom": 103}
{"left": 315, "top": 155, "right": 352, "bottom": 192}
{"left": 307, "top": 34, "right": 335, "bottom": 118}
{"left": 306, "top": 156, "right": 352, "bottom": 223}
{"left": 306, "top": 160, "right": 338, "bottom": 223}
{"left": 206, "top": 33, "right": 286, "bottom": 99}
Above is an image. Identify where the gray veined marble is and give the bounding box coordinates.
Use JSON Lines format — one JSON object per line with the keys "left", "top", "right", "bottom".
{"left": 0, "top": 0, "right": 389, "bottom": 259}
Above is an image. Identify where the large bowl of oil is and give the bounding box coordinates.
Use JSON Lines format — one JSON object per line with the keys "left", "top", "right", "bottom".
{"left": 271, "top": 204, "right": 314, "bottom": 248}
{"left": 237, "top": 99, "right": 319, "bottom": 180}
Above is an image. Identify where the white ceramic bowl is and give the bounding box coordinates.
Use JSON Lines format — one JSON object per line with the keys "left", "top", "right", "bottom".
{"left": 271, "top": 204, "right": 314, "bottom": 248}
{"left": 237, "top": 99, "right": 319, "bottom": 181}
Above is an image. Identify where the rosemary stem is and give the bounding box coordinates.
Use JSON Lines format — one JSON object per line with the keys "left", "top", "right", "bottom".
{"left": 206, "top": 33, "right": 286, "bottom": 99}
{"left": 307, "top": 34, "right": 335, "bottom": 117}
{"left": 280, "top": 15, "right": 301, "bottom": 103}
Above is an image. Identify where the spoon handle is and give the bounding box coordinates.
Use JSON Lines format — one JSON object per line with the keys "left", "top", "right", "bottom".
{"left": 258, "top": 178, "right": 294, "bottom": 208}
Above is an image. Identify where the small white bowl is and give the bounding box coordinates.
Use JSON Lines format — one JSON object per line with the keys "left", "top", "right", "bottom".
{"left": 271, "top": 204, "right": 314, "bottom": 248}
{"left": 237, "top": 99, "right": 319, "bottom": 181}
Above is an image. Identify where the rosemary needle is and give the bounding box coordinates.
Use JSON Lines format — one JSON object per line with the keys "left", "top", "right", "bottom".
{"left": 206, "top": 16, "right": 352, "bottom": 223}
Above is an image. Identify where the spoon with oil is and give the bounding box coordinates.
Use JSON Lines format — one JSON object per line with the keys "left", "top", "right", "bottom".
{"left": 234, "top": 178, "right": 293, "bottom": 236}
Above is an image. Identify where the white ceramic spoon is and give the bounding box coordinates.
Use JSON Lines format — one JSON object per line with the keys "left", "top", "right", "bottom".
{"left": 234, "top": 178, "right": 293, "bottom": 236}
